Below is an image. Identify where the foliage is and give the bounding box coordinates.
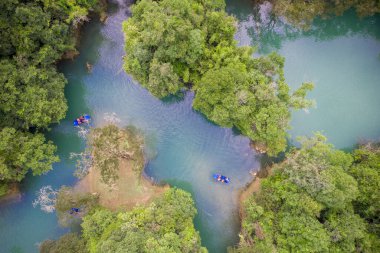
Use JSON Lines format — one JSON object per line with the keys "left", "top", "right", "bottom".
{"left": 193, "top": 54, "right": 313, "bottom": 155}
{"left": 0, "top": 0, "right": 102, "bottom": 194}
{"left": 40, "top": 233, "right": 88, "bottom": 253}
{"left": 0, "top": 128, "right": 59, "bottom": 182}
{"left": 82, "top": 188, "right": 207, "bottom": 253}
{"left": 255, "top": 0, "right": 380, "bottom": 29}
{"left": 349, "top": 143, "right": 380, "bottom": 239}
{"left": 87, "top": 125, "right": 145, "bottom": 185}
{"left": 55, "top": 186, "right": 98, "bottom": 227}
{"left": 0, "top": 182, "right": 8, "bottom": 197}
{"left": 234, "top": 134, "right": 377, "bottom": 252}
{"left": 123, "top": 0, "right": 313, "bottom": 155}
{"left": 0, "top": 59, "right": 68, "bottom": 128}
{"left": 81, "top": 208, "right": 116, "bottom": 251}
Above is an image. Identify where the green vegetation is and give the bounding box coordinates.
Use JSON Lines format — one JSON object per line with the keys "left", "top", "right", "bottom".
{"left": 83, "top": 189, "right": 206, "bottom": 252}
{"left": 350, "top": 143, "right": 380, "bottom": 238}
{"left": 0, "top": 0, "right": 104, "bottom": 196}
{"left": 40, "top": 188, "right": 206, "bottom": 253}
{"left": 0, "top": 128, "right": 59, "bottom": 182}
{"left": 235, "top": 134, "right": 380, "bottom": 253}
{"left": 40, "top": 233, "right": 88, "bottom": 253}
{"left": 123, "top": 0, "right": 313, "bottom": 155}
{"left": 256, "top": 0, "right": 380, "bottom": 29}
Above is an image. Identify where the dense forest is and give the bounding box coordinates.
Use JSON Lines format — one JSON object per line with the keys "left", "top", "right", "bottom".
{"left": 235, "top": 135, "right": 380, "bottom": 252}
{"left": 122, "top": 0, "right": 314, "bottom": 156}
{"left": 0, "top": 0, "right": 104, "bottom": 196}
{"left": 40, "top": 188, "right": 206, "bottom": 253}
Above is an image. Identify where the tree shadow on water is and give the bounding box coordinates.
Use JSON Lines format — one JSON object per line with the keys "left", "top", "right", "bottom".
{"left": 226, "top": 0, "right": 380, "bottom": 54}
{"left": 161, "top": 91, "right": 186, "bottom": 105}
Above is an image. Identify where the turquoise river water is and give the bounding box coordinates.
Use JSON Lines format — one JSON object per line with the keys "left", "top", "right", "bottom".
{"left": 0, "top": 0, "right": 379, "bottom": 252}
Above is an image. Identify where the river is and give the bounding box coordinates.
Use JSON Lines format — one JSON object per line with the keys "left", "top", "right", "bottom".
{"left": 0, "top": 0, "right": 379, "bottom": 252}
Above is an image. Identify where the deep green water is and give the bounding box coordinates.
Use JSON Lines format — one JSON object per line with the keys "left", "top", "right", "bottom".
{"left": 0, "top": 1, "right": 379, "bottom": 252}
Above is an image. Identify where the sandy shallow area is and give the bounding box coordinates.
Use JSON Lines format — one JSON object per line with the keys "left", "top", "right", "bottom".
{"left": 76, "top": 158, "right": 168, "bottom": 211}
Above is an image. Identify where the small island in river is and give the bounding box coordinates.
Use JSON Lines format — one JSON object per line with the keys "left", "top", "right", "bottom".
{"left": 75, "top": 124, "right": 168, "bottom": 210}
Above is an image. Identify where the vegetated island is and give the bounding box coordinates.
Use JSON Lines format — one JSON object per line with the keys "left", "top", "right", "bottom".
{"left": 233, "top": 134, "right": 380, "bottom": 253}
{"left": 75, "top": 124, "right": 168, "bottom": 210}
{"left": 0, "top": 0, "right": 106, "bottom": 199}
{"left": 40, "top": 124, "right": 207, "bottom": 253}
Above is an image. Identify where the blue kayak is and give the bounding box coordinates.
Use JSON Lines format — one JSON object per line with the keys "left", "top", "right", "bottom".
{"left": 73, "top": 114, "right": 91, "bottom": 126}
{"left": 213, "top": 174, "right": 230, "bottom": 184}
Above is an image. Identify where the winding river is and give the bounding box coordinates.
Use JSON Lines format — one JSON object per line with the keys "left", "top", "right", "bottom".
{"left": 0, "top": 1, "right": 379, "bottom": 252}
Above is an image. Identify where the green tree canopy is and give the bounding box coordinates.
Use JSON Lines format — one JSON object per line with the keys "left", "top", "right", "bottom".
{"left": 349, "top": 143, "right": 380, "bottom": 237}
{"left": 81, "top": 188, "right": 207, "bottom": 253}
{"left": 0, "top": 127, "right": 59, "bottom": 182}
{"left": 193, "top": 53, "right": 313, "bottom": 155}
{"left": 0, "top": 59, "right": 67, "bottom": 128}
{"left": 0, "top": 0, "right": 102, "bottom": 195}
{"left": 40, "top": 233, "right": 88, "bottom": 253}
{"left": 234, "top": 134, "right": 377, "bottom": 252}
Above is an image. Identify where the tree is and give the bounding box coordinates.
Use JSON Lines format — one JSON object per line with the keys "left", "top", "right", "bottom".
{"left": 0, "top": 0, "right": 103, "bottom": 194}
{"left": 193, "top": 53, "right": 313, "bottom": 155}
{"left": 81, "top": 208, "right": 116, "bottom": 252}
{"left": 40, "top": 233, "right": 88, "bottom": 253}
{"left": 0, "top": 60, "right": 67, "bottom": 128}
{"left": 349, "top": 143, "right": 380, "bottom": 248}
{"left": 82, "top": 188, "right": 207, "bottom": 253}
{"left": 234, "top": 134, "right": 375, "bottom": 252}
{"left": 0, "top": 127, "right": 59, "bottom": 183}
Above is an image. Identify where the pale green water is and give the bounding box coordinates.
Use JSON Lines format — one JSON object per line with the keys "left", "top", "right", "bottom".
{"left": 0, "top": 1, "right": 379, "bottom": 253}
{"left": 226, "top": 0, "right": 380, "bottom": 149}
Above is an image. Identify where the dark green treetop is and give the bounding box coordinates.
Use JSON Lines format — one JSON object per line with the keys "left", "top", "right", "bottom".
{"left": 0, "top": 0, "right": 102, "bottom": 195}
{"left": 234, "top": 134, "right": 377, "bottom": 252}
{"left": 82, "top": 188, "right": 207, "bottom": 253}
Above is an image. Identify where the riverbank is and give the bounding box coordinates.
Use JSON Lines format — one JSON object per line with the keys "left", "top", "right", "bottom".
{"left": 238, "top": 166, "right": 272, "bottom": 219}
